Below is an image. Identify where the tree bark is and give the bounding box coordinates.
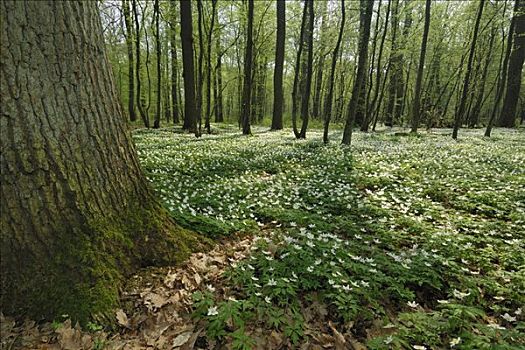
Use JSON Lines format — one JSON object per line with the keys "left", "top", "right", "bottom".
{"left": 486, "top": 0, "right": 514, "bottom": 136}
{"left": 196, "top": 0, "right": 204, "bottom": 136}
{"left": 385, "top": 0, "right": 400, "bottom": 127}
{"left": 312, "top": 0, "right": 329, "bottom": 121}
{"left": 342, "top": 0, "right": 373, "bottom": 145}
{"left": 468, "top": 25, "right": 496, "bottom": 128}
{"left": 365, "top": 0, "right": 391, "bottom": 132}
{"left": 410, "top": 0, "right": 432, "bottom": 133}
{"left": 271, "top": 0, "right": 285, "bottom": 130}
{"left": 499, "top": 0, "right": 525, "bottom": 127}
{"left": 241, "top": 0, "right": 254, "bottom": 135}
{"left": 323, "top": 0, "right": 345, "bottom": 143}
{"left": 215, "top": 35, "right": 224, "bottom": 122}
{"left": 122, "top": 0, "right": 136, "bottom": 122}
{"left": 0, "top": 0, "right": 201, "bottom": 323}
{"left": 292, "top": 1, "right": 309, "bottom": 138}
{"left": 205, "top": 0, "right": 218, "bottom": 134}
{"left": 298, "top": 0, "right": 315, "bottom": 139}
{"left": 170, "top": 0, "right": 180, "bottom": 124}
{"left": 180, "top": 0, "right": 198, "bottom": 134}
{"left": 132, "top": 0, "right": 149, "bottom": 127}
{"left": 452, "top": 0, "right": 485, "bottom": 139}
{"left": 153, "top": 0, "right": 161, "bottom": 129}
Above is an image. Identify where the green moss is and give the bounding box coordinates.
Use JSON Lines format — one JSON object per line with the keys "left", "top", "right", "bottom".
{"left": 2, "top": 197, "right": 206, "bottom": 325}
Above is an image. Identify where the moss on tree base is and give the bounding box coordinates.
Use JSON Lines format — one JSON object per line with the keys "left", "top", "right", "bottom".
{"left": 1, "top": 201, "right": 208, "bottom": 325}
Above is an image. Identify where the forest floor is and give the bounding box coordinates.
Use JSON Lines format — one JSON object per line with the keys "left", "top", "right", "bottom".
{"left": 2, "top": 126, "right": 524, "bottom": 350}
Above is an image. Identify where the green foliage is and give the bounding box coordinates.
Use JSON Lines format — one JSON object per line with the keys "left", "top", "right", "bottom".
{"left": 135, "top": 127, "right": 524, "bottom": 348}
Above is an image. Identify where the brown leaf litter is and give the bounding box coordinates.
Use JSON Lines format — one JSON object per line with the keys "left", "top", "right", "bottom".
{"left": 1, "top": 230, "right": 389, "bottom": 349}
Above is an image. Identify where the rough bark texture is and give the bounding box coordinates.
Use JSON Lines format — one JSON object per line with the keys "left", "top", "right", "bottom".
{"left": 180, "top": 0, "right": 198, "bottom": 133}
{"left": 499, "top": 0, "right": 525, "bottom": 127}
{"left": 410, "top": 0, "right": 432, "bottom": 133}
{"left": 271, "top": 0, "right": 285, "bottom": 130}
{"left": 342, "top": 0, "right": 373, "bottom": 145}
{"left": 0, "top": 0, "right": 202, "bottom": 323}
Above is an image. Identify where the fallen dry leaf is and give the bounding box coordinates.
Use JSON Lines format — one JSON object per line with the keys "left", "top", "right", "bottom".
{"left": 172, "top": 331, "right": 192, "bottom": 347}
{"left": 116, "top": 309, "right": 130, "bottom": 328}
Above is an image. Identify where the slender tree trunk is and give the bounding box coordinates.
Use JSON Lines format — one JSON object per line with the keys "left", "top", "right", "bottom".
{"left": 469, "top": 25, "right": 496, "bottom": 127}
{"left": 153, "top": 0, "right": 161, "bottom": 128}
{"left": 323, "top": 0, "right": 345, "bottom": 143}
{"left": 216, "top": 48, "right": 224, "bottom": 122}
{"left": 410, "top": 0, "right": 432, "bottom": 133}
{"left": 385, "top": 0, "right": 400, "bottom": 127}
{"left": 312, "top": 0, "right": 329, "bottom": 121}
{"left": 170, "top": 0, "right": 180, "bottom": 124}
{"left": 365, "top": 0, "right": 383, "bottom": 129}
{"left": 271, "top": 0, "right": 285, "bottom": 130}
{"left": 486, "top": 0, "right": 513, "bottom": 137}
{"left": 0, "top": 0, "right": 201, "bottom": 323}
{"left": 132, "top": 0, "right": 149, "bottom": 127}
{"left": 122, "top": 0, "right": 136, "bottom": 122}
{"left": 204, "top": 0, "right": 218, "bottom": 133}
{"left": 342, "top": 0, "right": 374, "bottom": 145}
{"left": 298, "top": 0, "right": 315, "bottom": 139}
{"left": 452, "top": 0, "right": 485, "bottom": 139}
{"left": 292, "top": 1, "right": 308, "bottom": 138}
{"left": 144, "top": 4, "right": 152, "bottom": 121}
{"left": 366, "top": 0, "right": 391, "bottom": 132}
{"left": 180, "top": 0, "right": 198, "bottom": 134}
{"left": 242, "top": 0, "right": 254, "bottom": 134}
{"left": 499, "top": 0, "right": 525, "bottom": 127}
{"left": 196, "top": 0, "right": 204, "bottom": 136}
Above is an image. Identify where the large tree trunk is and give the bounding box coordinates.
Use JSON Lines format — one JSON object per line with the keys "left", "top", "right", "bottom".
{"left": 0, "top": 0, "right": 201, "bottom": 323}
{"left": 122, "top": 0, "right": 136, "bottom": 122}
{"left": 271, "top": 0, "right": 285, "bottom": 130}
{"left": 499, "top": 0, "right": 525, "bottom": 127}
{"left": 342, "top": 0, "right": 373, "bottom": 145}
{"left": 323, "top": 0, "right": 345, "bottom": 143}
{"left": 180, "top": 0, "right": 198, "bottom": 134}
{"left": 241, "top": 0, "right": 254, "bottom": 135}
{"left": 410, "top": 0, "right": 432, "bottom": 133}
{"left": 385, "top": 0, "right": 400, "bottom": 127}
